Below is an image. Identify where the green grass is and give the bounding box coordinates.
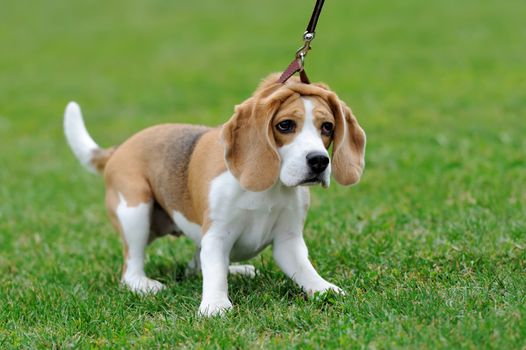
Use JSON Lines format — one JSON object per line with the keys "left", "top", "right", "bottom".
{"left": 1, "top": 0, "right": 525, "bottom": 348}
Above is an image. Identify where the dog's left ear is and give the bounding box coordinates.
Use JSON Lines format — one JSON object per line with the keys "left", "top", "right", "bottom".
{"left": 222, "top": 96, "right": 282, "bottom": 192}
{"left": 328, "top": 95, "right": 366, "bottom": 185}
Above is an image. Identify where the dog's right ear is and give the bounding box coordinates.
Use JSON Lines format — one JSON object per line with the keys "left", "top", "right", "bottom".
{"left": 222, "top": 97, "right": 281, "bottom": 192}
{"left": 330, "top": 98, "right": 366, "bottom": 186}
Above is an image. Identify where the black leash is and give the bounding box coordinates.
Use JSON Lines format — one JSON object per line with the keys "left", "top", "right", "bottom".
{"left": 277, "top": 0, "right": 326, "bottom": 84}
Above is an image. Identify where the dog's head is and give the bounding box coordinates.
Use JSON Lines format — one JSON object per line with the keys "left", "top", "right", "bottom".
{"left": 222, "top": 74, "right": 366, "bottom": 192}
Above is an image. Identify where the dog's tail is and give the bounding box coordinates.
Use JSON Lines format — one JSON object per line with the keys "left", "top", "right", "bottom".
{"left": 64, "top": 102, "right": 115, "bottom": 174}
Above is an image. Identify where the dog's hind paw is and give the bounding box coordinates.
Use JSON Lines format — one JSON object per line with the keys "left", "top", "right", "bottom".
{"left": 228, "top": 264, "right": 256, "bottom": 278}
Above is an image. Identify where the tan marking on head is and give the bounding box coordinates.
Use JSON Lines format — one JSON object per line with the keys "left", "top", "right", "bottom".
{"left": 272, "top": 95, "right": 305, "bottom": 148}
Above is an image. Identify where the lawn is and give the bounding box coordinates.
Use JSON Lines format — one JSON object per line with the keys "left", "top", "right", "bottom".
{"left": 1, "top": 0, "right": 525, "bottom": 348}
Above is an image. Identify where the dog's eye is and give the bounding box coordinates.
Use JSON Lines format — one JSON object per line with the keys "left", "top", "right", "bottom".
{"left": 321, "top": 122, "right": 334, "bottom": 136}
{"left": 276, "top": 120, "right": 296, "bottom": 134}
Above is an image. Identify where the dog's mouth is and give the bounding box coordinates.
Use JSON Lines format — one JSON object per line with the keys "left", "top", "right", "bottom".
{"left": 299, "top": 175, "right": 329, "bottom": 188}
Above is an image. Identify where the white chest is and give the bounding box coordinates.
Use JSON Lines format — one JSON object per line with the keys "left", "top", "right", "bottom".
{"left": 228, "top": 206, "right": 282, "bottom": 261}
{"left": 207, "top": 171, "right": 308, "bottom": 261}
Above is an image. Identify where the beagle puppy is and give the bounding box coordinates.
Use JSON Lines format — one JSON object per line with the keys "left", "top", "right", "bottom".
{"left": 64, "top": 74, "right": 366, "bottom": 316}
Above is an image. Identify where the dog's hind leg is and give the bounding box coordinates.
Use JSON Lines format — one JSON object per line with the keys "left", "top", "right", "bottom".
{"left": 185, "top": 248, "right": 201, "bottom": 276}
{"left": 106, "top": 186, "right": 165, "bottom": 294}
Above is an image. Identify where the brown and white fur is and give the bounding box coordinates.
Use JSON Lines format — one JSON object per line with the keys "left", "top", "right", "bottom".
{"left": 63, "top": 74, "right": 366, "bottom": 316}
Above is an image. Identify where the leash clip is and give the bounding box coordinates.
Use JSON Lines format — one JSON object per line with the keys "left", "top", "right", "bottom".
{"left": 295, "top": 31, "right": 315, "bottom": 66}
{"left": 277, "top": 0, "right": 326, "bottom": 85}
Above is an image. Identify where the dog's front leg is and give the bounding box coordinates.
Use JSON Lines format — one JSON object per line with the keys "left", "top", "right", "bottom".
{"left": 273, "top": 233, "right": 344, "bottom": 296}
{"left": 198, "top": 230, "right": 233, "bottom": 317}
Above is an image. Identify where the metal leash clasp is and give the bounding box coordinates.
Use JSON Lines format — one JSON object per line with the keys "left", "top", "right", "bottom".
{"left": 277, "top": 0, "right": 325, "bottom": 84}
{"left": 277, "top": 31, "right": 317, "bottom": 84}
{"left": 295, "top": 31, "right": 315, "bottom": 67}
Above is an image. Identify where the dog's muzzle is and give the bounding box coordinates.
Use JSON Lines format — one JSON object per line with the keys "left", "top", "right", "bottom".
{"left": 300, "top": 152, "right": 330, "bottom": 187}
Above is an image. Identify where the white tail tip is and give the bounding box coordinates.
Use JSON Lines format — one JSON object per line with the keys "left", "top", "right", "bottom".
{"left": 64, "top": 101, "right": 99, "bottom": 174}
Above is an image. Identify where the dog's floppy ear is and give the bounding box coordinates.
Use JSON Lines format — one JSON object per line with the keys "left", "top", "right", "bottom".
{"left": 222, "top": 96, "right": 282, "bottom": 192}
{"left": 329, "top": 96, "right": 366, "bottom": 185}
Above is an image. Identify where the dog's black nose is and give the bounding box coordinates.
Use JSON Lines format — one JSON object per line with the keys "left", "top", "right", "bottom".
{"left": 306, "top": 152, "right": 329, "bottom": 174}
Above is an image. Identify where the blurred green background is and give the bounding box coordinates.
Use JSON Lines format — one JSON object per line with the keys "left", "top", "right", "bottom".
{"left": 0, "top": 0, "right": 525, "bottom": 348}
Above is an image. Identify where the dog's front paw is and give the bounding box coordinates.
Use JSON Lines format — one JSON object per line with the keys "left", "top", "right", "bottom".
{"left": 305, "top": 282, "right": 346, "bottom": 297}
{"left": 198, "top": 298, "right": 233, "bottom": 317}
{"left": 122, "top": 275, "right": 165, "bottom": 295}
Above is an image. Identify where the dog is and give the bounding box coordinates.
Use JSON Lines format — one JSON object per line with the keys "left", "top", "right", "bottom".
{"left": 63, "top": 73, "right": 366, "bottom": 316}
